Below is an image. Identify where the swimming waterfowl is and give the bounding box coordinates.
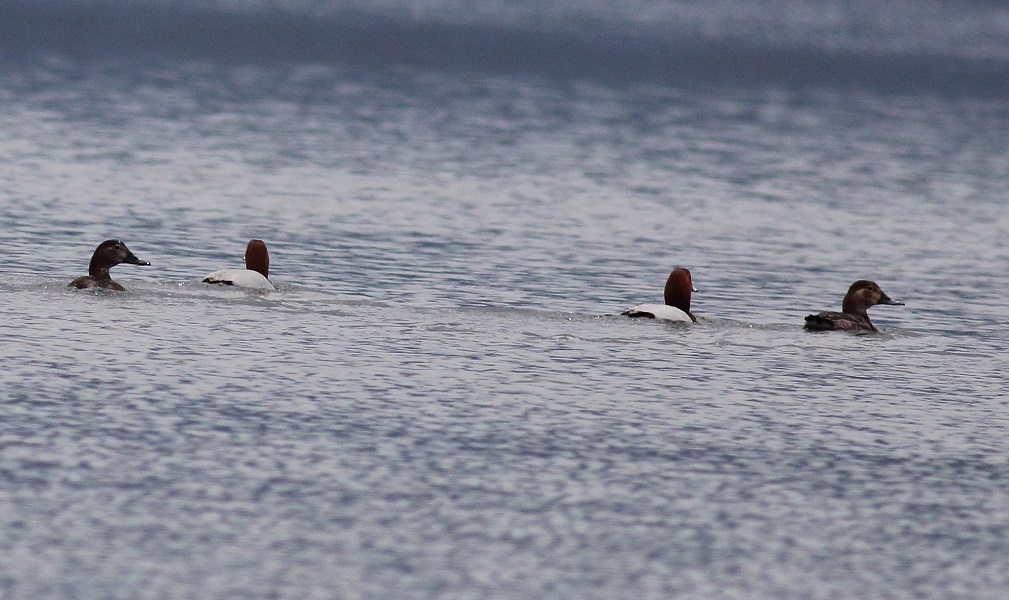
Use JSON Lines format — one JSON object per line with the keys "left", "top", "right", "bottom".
{"left": 622, "top": 267, "right": 697, "bottom": 322}
{"left": 203, "top": 239, "right": 276, "bottom": 290}
{"left": 68, "top": 239, "right": 150, "bottom": 291}
{"left": 804, "top": 279, "right": 903, "bottom": 332}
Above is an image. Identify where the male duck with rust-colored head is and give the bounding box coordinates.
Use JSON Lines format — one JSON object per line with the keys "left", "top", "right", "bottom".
{"left": 804, "top": 279, "right": 904, "bottom": 332}
{"left": 203, "top": 239, "right": 276, "bottom": 290}
{"left": 622, "top": 267, "right": 697, "bottom": 322}
{"left": 69, "top": 239, "right": 151, "bottom": 291}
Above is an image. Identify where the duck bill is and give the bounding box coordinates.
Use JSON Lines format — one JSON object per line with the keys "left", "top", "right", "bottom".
{"left": 124, "top": 251, "right": 151, "bottom": 266}
{"left": 878, "top": 291, "right": 904, "bottom": 306}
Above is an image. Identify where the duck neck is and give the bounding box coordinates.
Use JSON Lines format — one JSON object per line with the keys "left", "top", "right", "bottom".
{"left": 841, "top": 297, "right": 869, "bottom": 320}
{"left": 88, "top": 260, "right": 113, "bottom": 281}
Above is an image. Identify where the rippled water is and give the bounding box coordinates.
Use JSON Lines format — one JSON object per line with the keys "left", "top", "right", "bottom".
{"left": 3, "top": 1, "right": 1009, "bottom": 598}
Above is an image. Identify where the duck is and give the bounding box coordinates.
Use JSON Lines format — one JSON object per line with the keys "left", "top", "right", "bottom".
{"left": 202, "top": 239, "right": 276, "bottom": 290}
{"left": 622, "top": 267, "right": 697, "bottom": 322}
{"left": 804, "top": 280, "right": 904, "bottom": 332}
{"left": 68, "top": 239, "right": 150, "bottom": 291}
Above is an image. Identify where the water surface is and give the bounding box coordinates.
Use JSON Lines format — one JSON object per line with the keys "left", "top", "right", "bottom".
{"left": 2, "top": 1, "right": 1009, "bottom": 598}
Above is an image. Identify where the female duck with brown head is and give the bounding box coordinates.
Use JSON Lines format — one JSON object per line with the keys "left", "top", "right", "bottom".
{"left": 804, "top": 280, "right": 904, "bottom": 332}
{"left": 203, "top": 239, "right": 276, "bottom": 290}
{"left": 69, "top": 239, "right": 151, "bottom": 291}
{"left": 622, "top": 267, "right": 697, "bottom": 322}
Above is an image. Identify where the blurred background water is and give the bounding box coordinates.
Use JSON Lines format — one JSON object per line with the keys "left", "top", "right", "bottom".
{"left": 1, "top": 0, "right": 1009, "bottom": 598}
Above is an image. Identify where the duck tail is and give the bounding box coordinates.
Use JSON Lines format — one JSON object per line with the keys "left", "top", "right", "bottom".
{"left": 803, "top": 314, "right": 835, "bottom": 331}
{"left": 622, "top": 309, "right": 656, "bottom": 319}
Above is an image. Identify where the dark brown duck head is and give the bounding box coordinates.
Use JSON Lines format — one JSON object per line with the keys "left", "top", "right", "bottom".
{"left": 663, "top": 267, "right": 696, "bottom": 315}
{"left": 244, "top": 239, "right": 270, "bottom": 279}
{"left": 841, "top": 279, "right": 904, "bottom": 320}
